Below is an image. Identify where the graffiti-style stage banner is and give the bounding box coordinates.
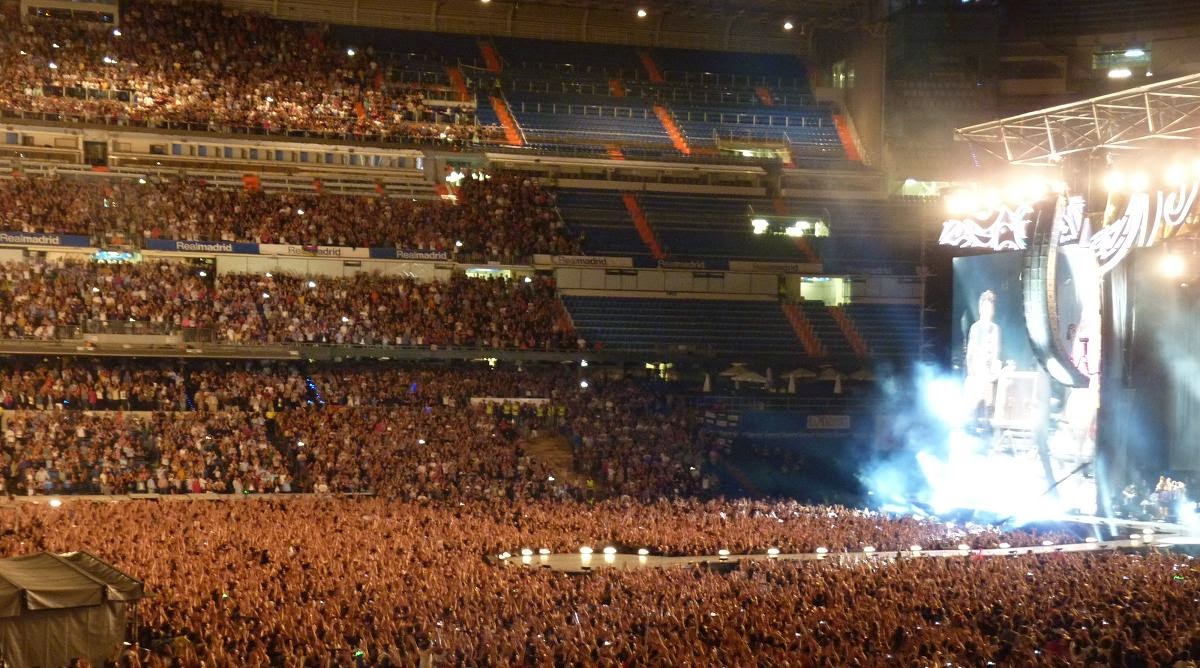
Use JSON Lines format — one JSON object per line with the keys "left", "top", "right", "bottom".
{"left": 940, "top": 185, "right": 1200, "bottom": 274}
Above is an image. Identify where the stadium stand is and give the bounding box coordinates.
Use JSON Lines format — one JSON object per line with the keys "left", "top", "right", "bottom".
{"left": 561, "top": 296, "right": 801, "bottom": 355}
{"left": 555, "top": 189, "right": 654, "bottom": 259}
{"left": 843, "top": 302, "right": 923, "bottom": 359}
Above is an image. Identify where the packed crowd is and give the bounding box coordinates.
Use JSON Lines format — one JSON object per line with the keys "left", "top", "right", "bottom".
{"left": 0, "top": 258, "right": 576, "bottom": 348}
{"left": 0, "top": 361, "right": 716, "bottom": 501}
{"left": 4, "top": 497, "right": 1196, "bottom": 666}
{"left": 0, "top": 0, "right": 486, "bottom": 143}
{"left": 0, "top": 171, "right": 578, "bottom": 259}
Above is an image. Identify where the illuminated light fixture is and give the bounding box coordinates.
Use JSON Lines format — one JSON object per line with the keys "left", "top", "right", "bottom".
{"left": 295, "top": 208, "right": 304, "bottom": 215}
{"left": 520, "top": 548, "right": 533, "bottom": 557}
{"left": 102, "top": 56, "right": 115, "bottom": 64}
{"left": 718, "top": 549, "right": 730, "bottom": 560}
{"left": 261, "top": 292, "right": 270, "bottom": 299}
{"left": 579, "top": 546, "right": 593, "bottom": 555}
{"left": 523, "top": 276, "right": 532, "bottom": 283}
{"left": 636, "top": 8, "right": 647, "bottom": 17}
{"left": 1130, "top": 171, "right": 1151, "bottom": 192}
{"left": 1104, "top": 170, "right": 1126, "bottom": 192}
{"left": 198, "top": 270, "right": 207, "bottom": 278}
{"left": 579, "top": 380, "right": 589, "bottom": 389}
{"left": 482, "top": 0, "right": 491, "bottom": 3}
{"left": 637, "top": 548, "right": 650, "bottom": 556}
{"left": 112, "top": 28, "right": 121, "bottom": 36}
{"left": 341, "top": 316, "right": 350, "bottom": 323}
{"left": 1146, "top": 70, "right": 1154, "bottom": 77}
{"left": 547, "top": 475, "right": 555, "bottom": 482}
{"left": 944, "top": 189, "right": 980, "bottom": 216}
{"left": 998, "top": 542, "right": 1011, "bottom": 549}
{"left": 909, "top": 545, "right": 923, "bottom": 553}
{"left": 455, "top": 240, "right": 463, "bottom": 248}
{"left": 52, "top": 43, "right": 60, "bottom": 49}
{"left": 498, "top": 552, "right": 511, "bottom": 560}
{"left": 815, "top": 547, "right": 828, "bottom": 555}
{"left": 307, "top": 280, "right": 317, "bottom": 288}
{"left": 1124, "top": 48, "right": 1145, "bottom": 58}
{"left": 48, "top": 498, "right": 62, "bottom": 508}
{"left": 766, "top": 547, "right": 780, "bottom": 557}
{"left": 1165, "top": 164, "right": 1188, "bottom": 186}
{"left": 538, "top": 548, "right": 551, "bottom": 555}
{"left": 1041, "top": 540, "right": 1054, "bottom": 547}
{"left": 346, "top": 48, "right": 356, "bottom": 57}
{"left": 1085, "top": 536, "right": 1099, "bottom": 543}
{"left": 417, "top": 438, "right": 426, "bottom": 445}
{"left": 580, "top": 359, "right": 588, "bottom": 367}
{"left": 1130, "top": 533, "right": 1141, "bottom": 541}
{"left": 862, "top": 546, "right": 876, "bottom": 554}
{"left": 958, "top": 543, "right": 971, "bottom": 551}
{"left": 784, "top": 224, "right": 806, "bottom": 237}
{"left": 783, "top": 20, "right": 794, "bottom": 30}
{"left": 903, "top": 177, "right": 917, "bottom": 186}
{"left": 1108, "top": 68, "right": 1133, "bottom": 79}
{"left": 751, "top": 218, "right": 770, "bottom": 235}
{"left": 48, "top": 62, "right": 58, "bottom": 70}
{"left": 1144, "top": 528, "right": 1155, "bottom": 535}
{"left": 265, "top": 272, "right": 273, "bottom": 278}
{"left": 603, "top": 546, "right": 617, "bottom": 555}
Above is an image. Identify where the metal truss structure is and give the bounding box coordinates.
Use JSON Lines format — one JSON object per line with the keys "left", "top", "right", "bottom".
{"left": 955, "top": 73, "right": 1200, "bottom": 165}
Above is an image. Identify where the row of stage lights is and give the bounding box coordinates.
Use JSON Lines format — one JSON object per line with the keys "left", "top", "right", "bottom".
{"left": 944, "top": 180, "right": 1069, "bottom": 216}
{"left": 945, "top": 161, "right": 1200, "bottom": 216}
{"left": 497, "top": 538, "right": 1090, "bottom": 563}
{"left": 1104, "top": 161, "right": 1200, "bottom": 193}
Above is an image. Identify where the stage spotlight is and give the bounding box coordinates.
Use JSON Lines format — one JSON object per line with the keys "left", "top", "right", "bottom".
{"left": 1103, "top": 170, "right": 1126, "bottom": 192}
{"left": 1130, "top": 171, "right": 1151, "bottom": 192}
{"left": 766, "top": 547, "right": 780, "bottom": 557}
{"left": 1166, "top": 164, "right": 1188, "bottom": 186}
{"left": 1162, "top": 254, "right": 1186, "bottom": 278}
{"left": 579, "top": 546, "right": 593, "bottom": 555}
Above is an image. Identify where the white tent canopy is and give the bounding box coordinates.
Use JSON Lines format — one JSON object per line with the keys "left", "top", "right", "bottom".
{"left": 0, "top": 552, "right": 143, "bottom": 668}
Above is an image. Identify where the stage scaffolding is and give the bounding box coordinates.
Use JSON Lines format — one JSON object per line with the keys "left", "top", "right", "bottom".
{"left": 955, "top": 72, "right": 1200, "bottom": 165}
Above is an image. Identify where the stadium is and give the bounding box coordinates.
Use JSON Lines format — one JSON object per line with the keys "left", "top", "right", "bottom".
{"left": 0, "top": 0, "right": 1199, "bottom": 664}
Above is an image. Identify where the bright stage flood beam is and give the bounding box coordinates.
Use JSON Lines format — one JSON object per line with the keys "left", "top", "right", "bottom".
{"left": 1162, "top": 254, "right": 1186, "bottom": 278}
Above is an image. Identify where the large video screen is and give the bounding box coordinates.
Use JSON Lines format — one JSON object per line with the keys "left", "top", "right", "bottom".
{"left": 949, "top": 250, "right": 1100, "bottom": 516}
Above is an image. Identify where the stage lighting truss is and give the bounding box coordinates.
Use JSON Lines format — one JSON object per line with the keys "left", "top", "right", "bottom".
{"left": 956, "top": 73, "right": 1200, "bottom": 166}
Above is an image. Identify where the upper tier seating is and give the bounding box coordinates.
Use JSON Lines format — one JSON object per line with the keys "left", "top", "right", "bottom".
{"left": 555, "top": 190, "right": 652, "bottom": 258}
{"left": 502, "top": 91, "right": 673, "bottom": 148}
{"left": 562, "top": 296, "right": 800, "bottom": 355}
{"left": 635, "top": 194, "right": 809, "bottom": 263}
{"left": 797, "top": 300, "right": 855, "bottom": 357}
{"left": 843, "top": 303, "right": 923, "bottom": 359}
{"left": 652, "top": 48, "right": 813, "bottom": 92}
